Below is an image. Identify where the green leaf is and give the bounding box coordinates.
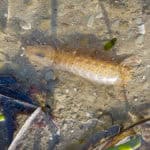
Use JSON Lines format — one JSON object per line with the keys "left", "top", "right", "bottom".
{"left": 104, "top": 38, "right": 117, "bottom": 51}
{"left": 0, "top": 113, "right": 5, "bottom": 122}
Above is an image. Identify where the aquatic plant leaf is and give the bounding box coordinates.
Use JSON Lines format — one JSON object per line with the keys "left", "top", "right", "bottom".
{"left": 106, "top": 135, "right": 142, "bottom": 150}
{"left": 3, "top": 105, "right": 16, "bottom": 145}
{"left": 0, "top": 113, "right": 6, "bottom": 122}
{"left": 0, "top": 86, "right": 34, "bottom": 104}
{"left": 100, "top": 118, "right": 150, "bottom": 150}
{"left": 0, "top": 96, "right": 37, "bottom": 113}
{"left": 0, "top": 96, "right": 37, "bottom": 145}
{"left": 0, "top": 76, "right": 17, "bottom": 85}
{"left": 0, "top": 75, "right": 38, "bottom": 147}
{"left": 104, "top": 38, "right": 117, "bottom": 51}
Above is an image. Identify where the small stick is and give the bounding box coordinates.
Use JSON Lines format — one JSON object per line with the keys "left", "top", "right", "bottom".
{"left": 100, "top": 117, "right": 150, "bottom": 150}
{"left": 8, "top": 107, "right": 41, "bottom": 150}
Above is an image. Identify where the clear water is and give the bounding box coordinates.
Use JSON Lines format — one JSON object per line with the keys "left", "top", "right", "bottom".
{"left": 0, "top": 0, "right": 149, "bottom": 149}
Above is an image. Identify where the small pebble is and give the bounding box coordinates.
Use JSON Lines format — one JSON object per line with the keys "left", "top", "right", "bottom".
{"left": 134, "top": 98, "right": 138, "bottom": 102}
{"left": 20, "top": 53, "right": 25, "bottom": 57}
{"left": 73, "top": 88, "right": 77, "bottom": 92}
{"left": 20, "top": 47, "right": 25, "bottom": 57}
{"left": 87, "top": 15, "right": 94, "bottom": 28}
{"left": 138, "top": 24, "right": 145, "bottom": 35}
{"left": 98, "top": 111, "right": 103, "bottom": 115}
{"left": 93, "top": 92, "right": 97, "bottom": 96}
{"left": 146, "top": 65, "right": 150, "bottom": 68}
{"left": 21, "top": 22, "right": 31, "bottom": 30}
{"left": 65, "top": 89, "right": 69, "bottom": 93}
{"left": 86, "top": 112, "right": 91, "bottom": 118}
{"left": 21, "top": 47, "right": 25, "bottom": 50}
{"left": 95, "top": 13, "right": 103, "bottom": 19}
{"left": 4, "top": 14, "right": 8, "bottom": 18}
{"left": 142, "top": 76, "right": 146, "bottom": 80}
{"left": 56, "top": 129, "right": 60, "bottom": 136}
{"left": 70, "top": 130, "right": 74, "bottom": 133}
{"left": 49, "top": 136, "right": 53, "bottom": 140}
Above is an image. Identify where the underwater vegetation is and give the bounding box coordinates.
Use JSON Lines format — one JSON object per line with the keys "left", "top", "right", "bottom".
{"left": 106, "top": 135, "right": 142, "bottom": 150}
{"left": 104, "top": 38, "right": 117, "bottom": 51}
{"left": 93, "top": 118, "right": 150, "bottom": 150}
{"left": 0, "top": 76, "right": 16, "bottom": 85}
{"left": 0, "top": 113, "right": 5, "bottom": 122}
{"left": 0, "top": 76, "right": 37, "bottom": 146}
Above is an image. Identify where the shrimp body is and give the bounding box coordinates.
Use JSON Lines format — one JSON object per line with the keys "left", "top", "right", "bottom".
{"left": 25, "top": 46, "right": 131, "bottom": 85}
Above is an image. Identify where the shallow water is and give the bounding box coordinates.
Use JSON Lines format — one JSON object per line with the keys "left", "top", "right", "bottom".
{"left": 0, "top": 0, "right": 150, "bottom": 149}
